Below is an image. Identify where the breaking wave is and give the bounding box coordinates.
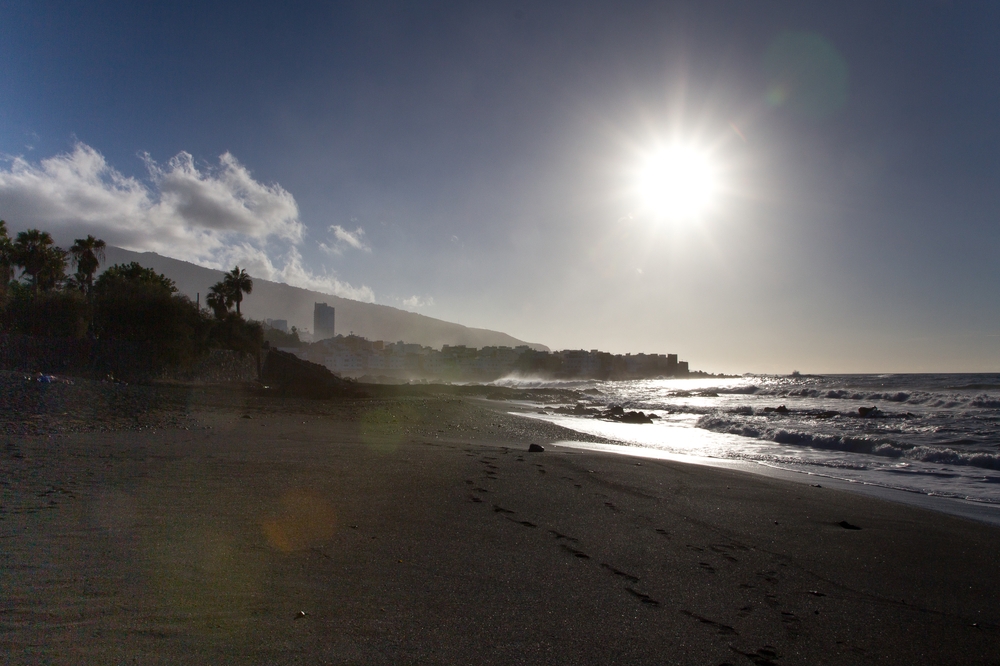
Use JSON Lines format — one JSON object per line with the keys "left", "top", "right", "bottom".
{"left": 696, "top": 415, "right": 1000, "bottom": 470}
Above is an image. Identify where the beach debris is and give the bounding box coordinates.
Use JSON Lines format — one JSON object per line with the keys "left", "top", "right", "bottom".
{"left": 241, "top": 414, "right": 253, "bottom": 419}
{"left": 35, "top": 373, "right": 73, "bottom": 384}
{"left": 838, "top": 520, "right": 861, "bottom": 530}
{"left": 528, "top": 443, "right": 545, "bottom": 452}
{"left": 295, "top": 610, "right": 308, "bottom": 619}
{"left": 811, "top": 484, "right": 823, "bottom": 488}
{"left": 808, "top": 590, "right": 826, "bottom": 597}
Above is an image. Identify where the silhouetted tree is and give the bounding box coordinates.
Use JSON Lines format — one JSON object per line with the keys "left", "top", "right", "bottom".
{"left": 36, "top": 246, "right": 68, "bottom": 292}
{"left": 0, "top": 221, "right": 13, "bottom": 299}
{"left": 92, "top": 262, "right": 209, "bottom": 366}
{"left": 206, "top": 281, "right": 233, "bottom": 318}
{"left": 12, "top": 229, "right": 65, "bottom": 293}
{"left": 3, "top": 283, "right": 90, "bottom": 338}
{"left": 94, "top": 262, "right": 177, "bottom": 294}
{"left": 69, "top": 235, "right": 106, "bottom": 295}
{"left": 222, "top": 266, "right": 253, "bottom": 315}
{"left": 209, "top": 311, "right": 263, "bottom": 354}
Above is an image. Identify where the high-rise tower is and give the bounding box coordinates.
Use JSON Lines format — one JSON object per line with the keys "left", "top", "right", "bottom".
{"left": 314, "top": 302, "right": 335, "bottom": 340}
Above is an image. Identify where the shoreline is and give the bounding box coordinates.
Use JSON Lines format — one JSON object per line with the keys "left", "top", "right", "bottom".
{"left": 3, "top": 381, "right": 1000, "bottom": 663}
{"left": 543, "top": 439, "right": 1000, "bottom": 528}
{"left": 501, "top": 402, "right": 1000, "bottom": 526}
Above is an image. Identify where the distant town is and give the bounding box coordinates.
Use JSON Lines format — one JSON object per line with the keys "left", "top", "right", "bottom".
{"left": 263, "top": 303, "right": 701, "bottom": 382}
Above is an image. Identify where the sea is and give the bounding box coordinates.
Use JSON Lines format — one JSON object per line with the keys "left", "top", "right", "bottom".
{"left": 499, "top": 374, "right": 1000, "bottom": 521}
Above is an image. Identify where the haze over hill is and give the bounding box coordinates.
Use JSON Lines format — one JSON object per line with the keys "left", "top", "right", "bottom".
{"left": 102, "top": 247, "right": 548, "bottom": 352}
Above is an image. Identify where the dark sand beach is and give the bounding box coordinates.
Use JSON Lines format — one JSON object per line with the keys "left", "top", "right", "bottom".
{"left": 2, "top": 376, "right": 999, "bottom": 664}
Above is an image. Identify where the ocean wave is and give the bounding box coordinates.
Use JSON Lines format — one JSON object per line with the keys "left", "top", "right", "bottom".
{"left": 970, "top": 395, "right": 1000, "bottom": 408}
{"left": 714, "top": 384, "right": 1000, "bottom": 409}
{"left": 696, "top": 415, "right": 1000, "bottom": 470}
{"left": 490, "top": 375, "right": 597, "bottom": 389}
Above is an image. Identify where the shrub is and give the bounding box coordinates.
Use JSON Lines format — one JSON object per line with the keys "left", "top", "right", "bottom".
{"left": 92, "top": 281, "right": 211, "bottom": 367}
{"left": 2, "top": 284, "right": 91, "bottom": 338}
{"left": 209, "top": 312, "right": 263, "bottom": 355}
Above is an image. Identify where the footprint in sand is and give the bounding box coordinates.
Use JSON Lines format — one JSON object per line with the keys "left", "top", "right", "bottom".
{"left": 549, "top": 529, "right": 579, "bottom": 542}
{"left": 626, "top": 587, "right": 660, "bottom": 607}
{"left": 600, "top": 563, "right": 640, "bottom": 583}
{"left": 493, "top": 505, "right": 515, "bottom": 514}
{"left": 681, "top": 610, "right": 736, "bottom": 635}
{"left": 730, "top": 646, "right": 779, "bottom": 666}
{"left": 781, "top": 610, "right": 801, "bottom": 638}
{"left": 757, "top": 570, "right": 779, "bottom": 584}
{"left": 468, "top": 495, "right": 483, "bottom": 503}
{"left": 709, "top": 543, "right": 741, "bottom": 563}
{"left": 507, "top": 518, "right": 537, "bottom": 528}
{"left": 560, "top": 544, "right": 590, "bottom": 559}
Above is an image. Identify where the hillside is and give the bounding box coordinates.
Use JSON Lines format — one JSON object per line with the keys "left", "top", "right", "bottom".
{"left": 102, "top": 247, "right": 548, "bottom": 351}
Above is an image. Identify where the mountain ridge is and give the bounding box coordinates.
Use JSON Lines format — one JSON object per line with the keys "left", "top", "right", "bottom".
{"left": 102, "top": 247, "right": 549, "bottom": 352}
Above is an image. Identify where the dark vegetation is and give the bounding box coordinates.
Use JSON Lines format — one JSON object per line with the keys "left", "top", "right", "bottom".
{"left": 0, "top": 221, "right": 262, "bottom": 373}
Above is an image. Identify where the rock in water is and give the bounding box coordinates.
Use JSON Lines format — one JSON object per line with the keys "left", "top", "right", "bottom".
{"left": 528, "top": 443, "right": 545, "bottom": 453}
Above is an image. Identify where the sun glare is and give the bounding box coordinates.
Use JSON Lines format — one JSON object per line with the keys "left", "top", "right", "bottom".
{"left": 637, "top": 144, "right": 717, "bottom": 221}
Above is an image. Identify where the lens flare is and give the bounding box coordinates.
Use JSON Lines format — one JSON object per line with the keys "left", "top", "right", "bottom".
{"left": 637, "top": 144, "right": 717, "bottom": 221}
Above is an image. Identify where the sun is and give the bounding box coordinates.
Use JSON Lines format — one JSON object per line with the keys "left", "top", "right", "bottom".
{"left": 636, "top": 144, "right": 718, "bottom": 221}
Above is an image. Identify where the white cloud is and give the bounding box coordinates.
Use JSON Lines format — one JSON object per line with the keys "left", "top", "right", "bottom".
{"left": 0, "top": 142, "right": 374, "bottom": 301}
{"left": 213, "top": 245, "right": 375, "bottom": 303}
{"left": 401, "top": 295, "right": 435, "bottom": 309}
{"left": 321, "top": 225, "right": 371, "bottom": 254}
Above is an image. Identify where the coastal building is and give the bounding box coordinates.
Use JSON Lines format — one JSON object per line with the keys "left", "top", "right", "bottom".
{"left": 296, "top": 330, "right": 694, "bottom": 380}
{"left": 314, "top": 303, "right": 336, "bottom": 341}
{"left": 265, "top": 318, "right": 288, "bottom": 333}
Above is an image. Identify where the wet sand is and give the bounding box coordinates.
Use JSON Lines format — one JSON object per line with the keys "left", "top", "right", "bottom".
{"left": 2, "top": 386, "right": 999, "bottom": 664}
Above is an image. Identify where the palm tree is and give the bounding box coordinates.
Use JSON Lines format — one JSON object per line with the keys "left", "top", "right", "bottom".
{"left": 69, "top": 235, "right": 106, "bottom": 295}
{"left": 12, "top": 229, "right": 64, "bottom": 293}
{"left": 222, "top": 266, "right": 253, "bottom": 315}
{"left": 36, "top": 246, "right": 68, "bottom": 292}
{"left": 206, "top": 281, "right": 233, "bottom": 318}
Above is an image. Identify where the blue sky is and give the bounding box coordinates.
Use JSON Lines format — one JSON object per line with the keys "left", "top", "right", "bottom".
{"left": 2, "top": 1, "right": 999, "bottom": 372}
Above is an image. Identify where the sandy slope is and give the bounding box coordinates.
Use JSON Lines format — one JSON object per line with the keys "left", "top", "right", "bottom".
{"left": 2, "top": 386, "right": 999, "bottom": 664}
